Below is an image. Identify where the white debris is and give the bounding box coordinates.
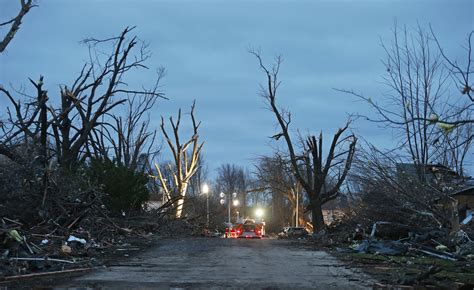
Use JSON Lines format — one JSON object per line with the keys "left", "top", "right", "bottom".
{"left": 462, "top": 212, "right": 473, "bottom": 225}
{"left": 67, "top": 235, "right": 87, "bottom": 244}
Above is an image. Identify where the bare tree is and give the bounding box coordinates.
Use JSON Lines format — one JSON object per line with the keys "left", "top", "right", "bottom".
{"left": 250, "top": 50, "right": 357, "bottom": 232}
{"left": 255, "top": 154, "right": 304, "bottom": 227}
{"left": 0, "top": 27, "right": 164, "bottom": 207}
{"left": 50, "top": 27, "right": 164, "bottom": 169}
{"left": 0, "top": 0, "right": 36, "bottom": 163}
{"left": 89, "top": 67, "right": 166, "bottom": 171}
{"left": 215, "top": 163, "right": 250, "bottom": 217}
{"left": 0, "top": 76, "right": 48, "bottom": 164}
{"left": 435, "top": 114, "right": 473, "bottom": 177}
{"left": 338, "top": 24, "right": 473, "bottom": 176}
{"left": 187, "top": 154, "right": 208, "bottom": 197}
{"left": 431, "top": 27, "right": 474, "bottom": 116}
{"left": 154, "top": 101, "right": 204, "bottom": 219}
{"left": 339, "top": 24, "right": 448, "bottom": 167}
{"left": 1, "top": 27, "right": 164, "bottom": 167}
{"left": 0, "top": 0, "right": 36, "bottom": 53}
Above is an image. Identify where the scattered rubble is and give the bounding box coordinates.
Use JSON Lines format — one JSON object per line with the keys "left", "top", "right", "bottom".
{"left": 325, "top": 218, "right": 474, "bottom": 288}
{"left": 0, "top": 210, "right": 189, "bottom": 286}
{"left": 351, "top": 240, "right": 408, "bottom": 256}
{"left": 277, "top": 227, "right": 310, "bottom": 239}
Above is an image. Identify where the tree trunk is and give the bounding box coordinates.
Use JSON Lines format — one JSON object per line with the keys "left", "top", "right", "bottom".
{"left": 175, "top": 183, "right": 188, "bottom": 218}
{"left": 38, "top": 87, "right": 49, "bottom": 206}
{"left": 291, "top": 207, "right": 296, "bottom": 227}
{"left": 311, "top": 200, "right": 325, "bottom": 233}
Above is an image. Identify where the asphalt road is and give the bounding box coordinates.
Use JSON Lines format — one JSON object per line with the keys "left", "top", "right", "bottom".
{"left": 58, "top": 238, "right": 374, "bottom": 289}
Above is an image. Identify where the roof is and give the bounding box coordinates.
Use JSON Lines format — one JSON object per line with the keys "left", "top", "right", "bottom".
{"left": 450, "top": 186, "right": 474, "bottom": 197}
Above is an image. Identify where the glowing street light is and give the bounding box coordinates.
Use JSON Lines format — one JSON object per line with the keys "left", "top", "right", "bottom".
{"left": 255, "top": 208, "right": 264, "bottom": 219}
{"left": 232, "top": 199, "right": 240, "bottom": 207}
{"left": 202, "top": 184, "right": 209, "bottom": 194}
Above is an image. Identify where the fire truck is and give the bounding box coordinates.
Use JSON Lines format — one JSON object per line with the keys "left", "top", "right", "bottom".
{"left": 225, "top": 219, "right": 265, "bottom": 239}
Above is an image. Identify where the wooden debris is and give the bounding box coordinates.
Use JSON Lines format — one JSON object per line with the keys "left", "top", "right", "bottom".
{"left": 9, "top": 257, "right": 75, "bottom": 264}
{"left": 1, "top": 268, "right": 92, "bottom": 282}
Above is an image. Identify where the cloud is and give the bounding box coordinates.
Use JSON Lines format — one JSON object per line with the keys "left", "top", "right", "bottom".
{"left": 1, "top": 0, "right": 472, "bottom": 176}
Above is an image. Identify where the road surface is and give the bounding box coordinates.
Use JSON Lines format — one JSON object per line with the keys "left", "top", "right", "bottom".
{"left": 59, "top": 238, "right": 374, "bottom": 289}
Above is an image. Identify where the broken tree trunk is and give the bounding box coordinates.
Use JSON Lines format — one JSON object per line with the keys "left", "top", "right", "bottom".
{"left": 154, "top": 101, "right": 203, "bottom": 219}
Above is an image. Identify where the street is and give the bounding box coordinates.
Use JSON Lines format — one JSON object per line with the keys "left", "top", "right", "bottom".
{"left": 58, "top": 238, "right": 374, "bottom": 289}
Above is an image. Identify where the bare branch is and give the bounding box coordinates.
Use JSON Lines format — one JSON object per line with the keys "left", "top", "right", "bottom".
{"left": 0, "top": 0, "right": 36, "bottom": 53}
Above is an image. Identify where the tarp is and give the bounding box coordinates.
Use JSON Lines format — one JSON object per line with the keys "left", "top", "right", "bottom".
{"left": 353, "top": 240, "right": 408, "bottom": 255}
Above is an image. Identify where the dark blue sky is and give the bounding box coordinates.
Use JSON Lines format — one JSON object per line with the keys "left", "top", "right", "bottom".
{"left": 1, "top": 0, "right": 473, "bottom": 176}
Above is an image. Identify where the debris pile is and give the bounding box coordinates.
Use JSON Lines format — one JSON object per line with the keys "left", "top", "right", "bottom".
{"left": 0, "top": 207, "right": 165, "bottom": 284}
{"left": 0, "top": 146, "right": 177, "bottom": 284}
{"left": 352, "top": 218, "right": 474, "bottom": 259}
{"left": 328, "top": 218, "right": 474, "bottom": 288}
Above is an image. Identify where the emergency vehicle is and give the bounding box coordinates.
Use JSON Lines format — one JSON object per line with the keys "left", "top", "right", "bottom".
{"left": 225, "top": 219, "right": 265, "bottom": 238}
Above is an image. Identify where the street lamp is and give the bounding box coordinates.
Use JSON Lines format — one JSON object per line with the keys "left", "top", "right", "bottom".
{"left": 232, "top": 199, "right": 240, "bottom": 207}
{"left": 220, "top": 192, "right": 239, "bottom": 223}
{"left": 219, "top": 192, "right": 225, "bottom": 205}
{"left": 202, "top": 183, "right": 210, "bottom": 226}
{"left": 255, "top": 208, "right": 264, "bottom": 220}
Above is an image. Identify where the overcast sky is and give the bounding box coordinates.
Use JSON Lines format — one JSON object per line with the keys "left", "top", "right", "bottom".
{"left": 1, "top": 0, "right": 473, "bottom": 177}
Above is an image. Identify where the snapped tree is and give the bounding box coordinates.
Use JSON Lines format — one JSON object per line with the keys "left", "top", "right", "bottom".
{"left": 154, "top": 101, "right": 204, "bottom": 219}
{"left": 250, "top": 50, "right": 357, "bottom": 232}
{"left": 0, "top": 27, "right": 164, "bottom": 207}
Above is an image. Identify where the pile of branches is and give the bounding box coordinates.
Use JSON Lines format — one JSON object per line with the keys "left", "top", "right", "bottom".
{"left": 0, "top": 146, "right": 170, "bottom": 281}
{"left": 346, "top": 146, "right": 460, "bottom": 235}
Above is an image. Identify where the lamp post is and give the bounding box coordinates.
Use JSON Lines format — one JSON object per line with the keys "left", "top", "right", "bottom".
{"left": 202, "top": 183, "right": 210, "bottom": 226}
{"left": 220, "top": 192, "right": 238, "bottom": 223}
{"left": 296, "top": 187, "right": 299, "bottom": 227}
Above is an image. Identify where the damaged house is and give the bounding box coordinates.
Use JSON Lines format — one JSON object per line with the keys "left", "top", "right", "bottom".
{"left": 451, "top": 186, "right": 474, "bottom": 224}
{"left": 396, "top": 163, "right": 474, "bottom": 226}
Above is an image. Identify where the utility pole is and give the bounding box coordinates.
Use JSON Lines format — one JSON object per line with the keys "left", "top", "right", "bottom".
{"left": 206, "top": 193, "right": 209, "bottom": 226}
{"left": 295, "top": 186, "right": 299, "bottom": 227}
{"left": 202, "top": 184, "right": 210, "bottom": 227}
{"left": 228, "top": 193, "right": 231, "bottom": 223}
